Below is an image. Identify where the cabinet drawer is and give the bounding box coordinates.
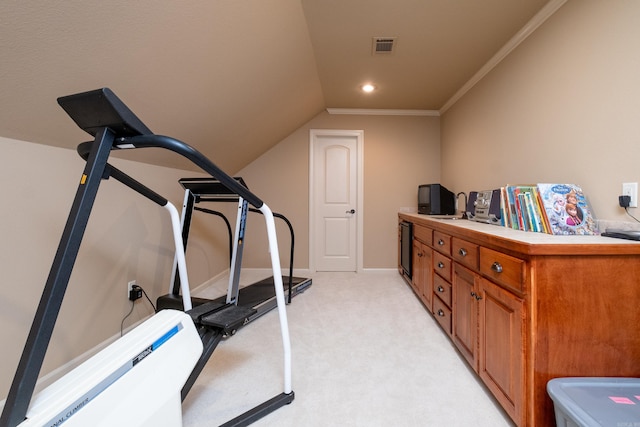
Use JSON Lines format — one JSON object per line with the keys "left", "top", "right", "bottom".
{"left": 433, "top": 231, "right": 451, "bottom": 255}
{"left": 433, "top": 252, "right": 452, "bottom": 282}
{"left": 480, "top": 247, "right": 526, "bottom": 293}
{"left": 413, "top": 224, "right": 432, "bottom": 245}
{"left": 433, "top": 296, "right": 452, "bottom": 335}
{"left": 433, "top": 274, "right": 452, "bottom": 308}
{"left": 452, "top": 237, "right": 479, "bottom": 270}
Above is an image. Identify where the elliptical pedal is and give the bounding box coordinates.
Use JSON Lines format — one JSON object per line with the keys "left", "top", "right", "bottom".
{"left": 186, "top": 300, "right": 226, "bottom": 324}
{"left": 200, "top": 304, "right": 257, "bottom": 335}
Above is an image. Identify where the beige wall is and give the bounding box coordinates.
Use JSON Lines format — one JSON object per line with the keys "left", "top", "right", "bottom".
{"left": 441, "top": 0, "right": 640, "bottom": 223}
{"left": 0, "top": 136, "right": 225, "bottom": 400}
{"left": 237, "top": 111, "right": 441, "bottom": 270}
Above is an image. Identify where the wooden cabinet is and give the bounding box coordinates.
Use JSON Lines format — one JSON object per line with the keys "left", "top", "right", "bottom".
{"left": 478, "top": 276, "right": 524, "bottom": 424}
{"left": 413, "top": 223, "right": 432, "bottom": 245}
{"left": 433, "top": 230, "right": 451, "bottom": 254}
{"left": 431, "top": 230, "right": 454, "bottom": 336}
{"left": 433, "top": 274, "right": 451, "bottom": 307}
{"left": 452, "top": 261, "right": 525, "bottom": 423}
{"left": 432, "top": 251, "right": 451, "bottom": 282}
{"left": 432, "top": 294, "right": 451, "bottom": 334}
{"left": 452, "top": 237, "right": 479, "bottom": 270}
{"left": 398, "top": 212, "right": 640, "bottom": 427}
{"left": 412, "top": 239, "right": 432, "bottom": 310}
{"left": 411, "top": 225, "right": 433, "bottom": 311}
{"left": 452, "top": 263, "right": 479, "bottom": 368}
{"left": 410, "top": 238, "right": 421, "bottom": 294}
{"left": 479, "top": 247, "right": 525, "bottom": 294}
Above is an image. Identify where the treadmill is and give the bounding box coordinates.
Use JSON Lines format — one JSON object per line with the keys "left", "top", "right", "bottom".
{"left": 0, "top": 88, "right": 295, "bottom": 427}
{"left": 157, "top": 177, "right": 312, "bottom": 325}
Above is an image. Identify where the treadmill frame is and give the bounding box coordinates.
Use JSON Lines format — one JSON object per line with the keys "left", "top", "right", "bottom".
{"left": 158, "top": 177, "right": 312, "bottom": 320}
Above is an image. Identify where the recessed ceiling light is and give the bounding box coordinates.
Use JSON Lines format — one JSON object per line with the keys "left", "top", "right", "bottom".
{"left": 362, "top": 84, "right": 375, "bottom": 93}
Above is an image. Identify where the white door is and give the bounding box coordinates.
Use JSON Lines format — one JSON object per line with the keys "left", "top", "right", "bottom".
{"left": 310, "top": 130, "right": 363, "bottom": 272}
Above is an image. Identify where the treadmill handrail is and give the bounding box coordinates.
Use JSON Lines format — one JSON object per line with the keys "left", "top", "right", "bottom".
{"left": 186, "top": 206, "right": 296, "bottom": 303}
{"left": 77, "top": 142, "right": 169, "bottom": 207}
{"left": 250, "top": 208, "right": 296, "bottom": 303}
{"left": 116, "top": 134, "right": 264, "bottom": 209}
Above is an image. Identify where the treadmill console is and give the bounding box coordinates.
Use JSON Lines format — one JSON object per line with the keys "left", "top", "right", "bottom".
{"left": 57, "top": 88, "right": 153, "bottom": 137}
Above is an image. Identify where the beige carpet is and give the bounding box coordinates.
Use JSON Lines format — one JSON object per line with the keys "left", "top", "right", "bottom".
{"left": 182, "top": 270, "right": 514, "bottom": 426}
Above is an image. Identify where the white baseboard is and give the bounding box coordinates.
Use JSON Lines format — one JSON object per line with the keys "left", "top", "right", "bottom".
{"left": 191, "top": 269, "right": 230, "bottom": 292}
{"left": 361, "top": 268, "right": 399, "bottom": 274}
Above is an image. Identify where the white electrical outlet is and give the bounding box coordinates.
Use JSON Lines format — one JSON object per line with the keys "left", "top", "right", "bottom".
{"left": 127, "top": 280, "right": 137, "bottom": 298}
{"left": 622, "top": 182, "right": 638, "bottom": 208}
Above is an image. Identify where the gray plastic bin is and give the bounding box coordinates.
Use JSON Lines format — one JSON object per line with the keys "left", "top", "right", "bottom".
{"left": 547, "top": 377, "right": 640, "bottom": 427}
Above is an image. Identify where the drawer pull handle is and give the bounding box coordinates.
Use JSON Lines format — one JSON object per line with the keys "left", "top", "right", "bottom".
{"left": 437, "top": 309, "right": 445, "bottom": 317}
{"left": 491, "top": 262, "right": 503, "bottom": 273}
{"left": 438, "top": 239, "right": 445, "bottom": 246}
{"left": 438, "top": 262, "right": 445, "bottom": 269}
{"left": 458, "top": 248, "right": 467, "bottom": 257}
{"left": 470, "top": 292, "right": 483, "bottom": 301}
{"left": 437, "top": 286, "right": 445, "bottom": 293}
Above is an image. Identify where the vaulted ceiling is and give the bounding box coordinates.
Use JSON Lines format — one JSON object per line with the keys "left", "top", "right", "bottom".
{"left": 0, "top": 0, "right": 552, "bottom": 172}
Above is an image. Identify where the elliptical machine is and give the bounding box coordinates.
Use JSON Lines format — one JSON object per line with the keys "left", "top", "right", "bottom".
{"left": 0, "top": 88, "right": 294, "bottom": 427}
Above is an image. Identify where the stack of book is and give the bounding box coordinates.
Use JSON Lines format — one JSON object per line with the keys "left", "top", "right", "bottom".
{"left": 500, "top": 184, "right": 598, "bottom": 235}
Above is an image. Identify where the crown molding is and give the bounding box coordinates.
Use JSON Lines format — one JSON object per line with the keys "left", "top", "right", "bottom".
{"left": 439, "top": 0, "right": 568, "bottom": 114}
{"left": 327, "top": 108, "right": 440, "bottom": 116}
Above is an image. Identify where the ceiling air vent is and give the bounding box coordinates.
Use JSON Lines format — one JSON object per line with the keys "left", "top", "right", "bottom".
{"left": 372, "top": 37, "right": 397, "bottom": 55}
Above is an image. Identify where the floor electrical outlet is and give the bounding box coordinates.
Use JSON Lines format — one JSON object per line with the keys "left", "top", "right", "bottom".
{"left": 622, "top": 182, "right": 638, "bottom": 208}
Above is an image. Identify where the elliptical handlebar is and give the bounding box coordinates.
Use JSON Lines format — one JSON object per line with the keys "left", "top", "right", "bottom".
{"left": 117, "top": 135, "right": 264, "bottom": 209}
{"left": 77, "top": 135, "right": 265, "bottom": 209}
{"left": 77, "top": 142, "right": 169, "bottom": 207}
{"left": 63, "top": 87, "right": 263, "bottom": 209}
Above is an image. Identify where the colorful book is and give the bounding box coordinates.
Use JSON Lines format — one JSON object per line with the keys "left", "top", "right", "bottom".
{"left": 534, "top": 188, "right": 551, "bottom": 234}
{"left": 500, "top": 187, "right": 510, "bottom": 228}
{"left": 517, "top": 192, "right": 531, "bottom": 231}
{"left": 506, "top": 185, "right": 526, "bottom": 230}
{"left": 536, "top": 184, "right": 599, "bottom": 235}
{"left": 527, "top": 188, "right": 549, "bottom": 233}
{"left": 505, "top": 186, "right": 519, "bottom": 229}
{"left": 505, "top": 185, "right": 548, "bottom": 233}
{"left": 524, "top": 191, "right": 539, "bottom": 232}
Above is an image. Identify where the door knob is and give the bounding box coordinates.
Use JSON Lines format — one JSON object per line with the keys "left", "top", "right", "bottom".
{"left": 346, "top": 209, "right": 355, "bottom": 214}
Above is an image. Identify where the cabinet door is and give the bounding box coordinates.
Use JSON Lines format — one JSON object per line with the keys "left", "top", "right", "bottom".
{"left": 478, "top": 277, "right": 525, "bottom": 425}
{"left": 421, "top": 246, "right": 432, "bottom": 311}
{"left": 412, "top": 241, "right": 432, "bottom": 311}
{"left": 412, "top": 239, "right": 423, "bottom": 295}
{"left": 452, "top": 263, "right": 478, "bottom": 370}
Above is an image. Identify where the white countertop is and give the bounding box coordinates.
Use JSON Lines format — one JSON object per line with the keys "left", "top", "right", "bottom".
{"left": 399, "top": 212, "right": 640, "bottom": 246}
